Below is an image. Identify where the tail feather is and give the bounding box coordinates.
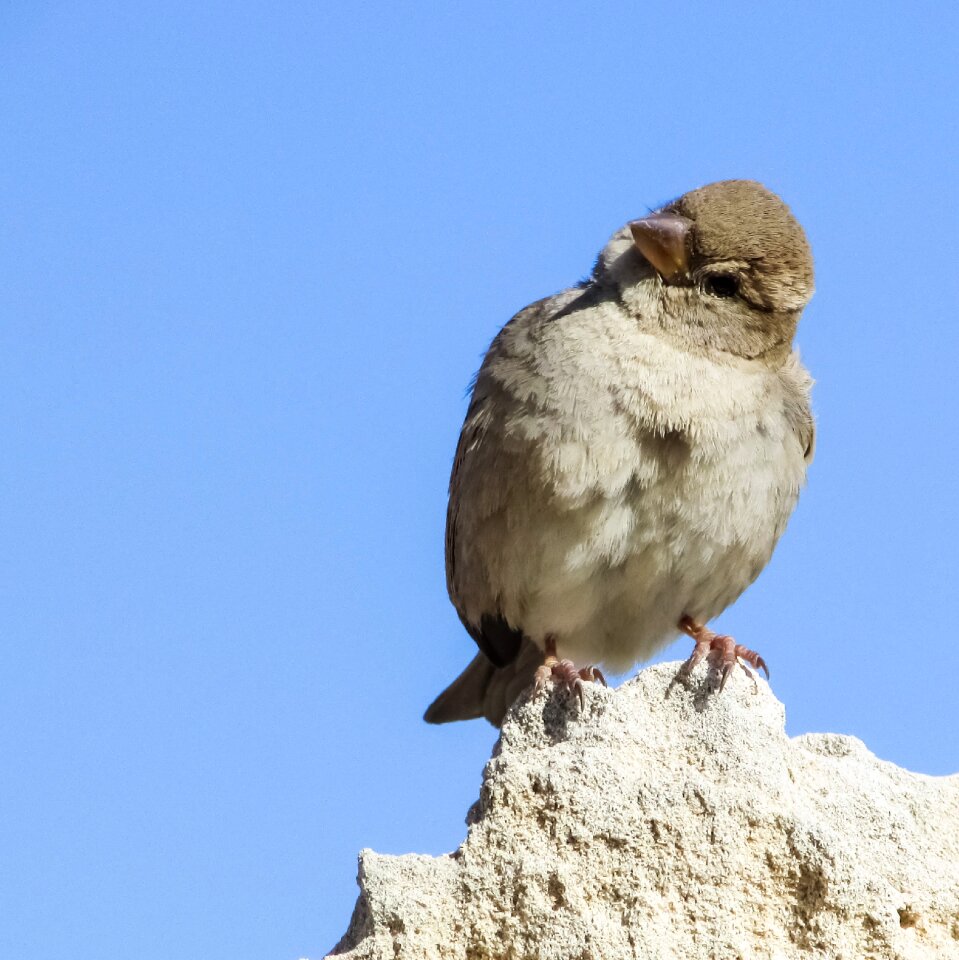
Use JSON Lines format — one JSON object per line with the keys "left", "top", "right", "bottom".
{"left": 424, "top": 639, "right": 542, "bottom": 727}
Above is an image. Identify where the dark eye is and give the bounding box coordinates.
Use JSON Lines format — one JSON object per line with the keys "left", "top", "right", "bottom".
{"left": 704, "top": 273, "right": 739, "bottom": 298}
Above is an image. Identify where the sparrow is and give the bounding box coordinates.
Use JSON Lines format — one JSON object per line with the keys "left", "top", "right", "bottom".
{"left": 425, "top": 180, "right": 815, "bottom": 727}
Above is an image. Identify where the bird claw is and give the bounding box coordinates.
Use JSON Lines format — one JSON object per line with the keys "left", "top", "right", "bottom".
{"left": 677, "top": 616, "right": 770, "bottom": 692}
{"left": 750, "top": 654, "right": 770, "bottom": 680}
{"left": 535, "top": 658, "right": 605, "bottom": 709}
{"left": 579, "top": 665, "right": 607, "bottom": 687}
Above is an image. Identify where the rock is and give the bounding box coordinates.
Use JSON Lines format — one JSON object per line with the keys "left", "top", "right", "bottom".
{"left": 328, "top": 661, "right": 959, "bottom": 959}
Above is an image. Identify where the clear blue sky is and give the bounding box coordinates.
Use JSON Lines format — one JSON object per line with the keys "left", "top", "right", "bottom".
{"left": 2, "top": 2, "right": 957, "bottom": 957}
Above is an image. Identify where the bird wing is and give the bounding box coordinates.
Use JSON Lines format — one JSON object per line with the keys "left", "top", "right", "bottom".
{"left": 445, "top": 393, "right": 525, "bottom": 668}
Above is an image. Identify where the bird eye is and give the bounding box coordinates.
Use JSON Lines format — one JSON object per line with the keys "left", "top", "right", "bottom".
{"left": 704, "top": 273, "right": 739, "bottom": 298}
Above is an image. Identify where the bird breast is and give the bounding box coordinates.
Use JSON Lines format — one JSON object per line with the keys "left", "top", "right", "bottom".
{"left": 450, "top": 294, "right": 811, "bottom": 673}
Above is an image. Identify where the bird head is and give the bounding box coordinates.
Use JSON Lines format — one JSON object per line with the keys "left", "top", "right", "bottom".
{"left": 598, "top": 180, "right": 814, "bottom": 362}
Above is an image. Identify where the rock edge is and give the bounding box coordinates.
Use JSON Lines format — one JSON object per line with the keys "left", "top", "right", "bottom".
{"left": 329, "top": 661, "right": 959, "bottom": 960}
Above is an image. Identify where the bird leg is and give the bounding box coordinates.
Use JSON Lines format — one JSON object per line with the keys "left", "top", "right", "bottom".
{"left": 677, "top": 615, "right": 769, "bottom": 691}
{"left": 534, "top": 635, "right": 607, "bottom": 708}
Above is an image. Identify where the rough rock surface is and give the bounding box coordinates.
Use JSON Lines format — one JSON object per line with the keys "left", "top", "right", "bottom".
{"left": 329, "top": 661, "right": 959, "bottom": 959}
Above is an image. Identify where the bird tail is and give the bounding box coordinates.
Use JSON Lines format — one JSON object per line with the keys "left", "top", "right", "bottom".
{"left": 423, "top": 638, "right": 542, "bottom": 727}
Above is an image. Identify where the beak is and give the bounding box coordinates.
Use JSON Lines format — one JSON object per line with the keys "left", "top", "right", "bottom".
{"left": 628, "top": 212, "right": 692, "bottom": 281}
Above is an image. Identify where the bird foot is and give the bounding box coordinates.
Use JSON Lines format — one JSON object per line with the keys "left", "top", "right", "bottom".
{"left": 677, "top": 616, "right": 769, "bottom": 691}
{"left": 534, "top": 637, "right": 606, "bottom": 708}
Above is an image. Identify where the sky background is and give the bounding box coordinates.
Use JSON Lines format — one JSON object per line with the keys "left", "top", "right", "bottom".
{"left": 2, "top": 2, "right": 957, "bottom": 958}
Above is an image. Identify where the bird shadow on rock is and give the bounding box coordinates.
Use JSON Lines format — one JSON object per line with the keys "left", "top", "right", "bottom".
{"left": 534, "top": 683, "right": 611, "bottom": 743}
{"left": 664, "top": 659, "right": 761, "bottom": 714}
{"left": 539, "top": 690, "right": 576, "bottom": 743}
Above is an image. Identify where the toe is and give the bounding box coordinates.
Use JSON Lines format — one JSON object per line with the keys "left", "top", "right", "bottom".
{"left": 577, "top": 665, "right": 607, "bottom": 686}
{"left": 533, "top": 664, "right": 552, "bottom": 692}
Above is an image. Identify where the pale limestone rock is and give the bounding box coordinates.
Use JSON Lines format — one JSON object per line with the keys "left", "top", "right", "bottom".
{"left": 329, "top": 661, "right": 959, "bottom": 959}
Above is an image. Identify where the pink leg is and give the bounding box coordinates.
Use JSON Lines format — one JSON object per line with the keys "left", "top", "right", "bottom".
{"left": 677, "top": 616, "right": 769, "bottom": 691}
{"left": 534, "top": 635, "right": 607, "bottom": 707}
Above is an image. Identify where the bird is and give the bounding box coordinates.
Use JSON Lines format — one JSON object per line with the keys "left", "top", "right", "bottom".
{"left": 424, "top": 179, "right": 815, "bottom": 727}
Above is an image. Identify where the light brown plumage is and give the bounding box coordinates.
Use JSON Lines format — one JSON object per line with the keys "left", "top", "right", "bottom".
{"left": 426, "top": 180, "right": 815, "bottom": 726}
